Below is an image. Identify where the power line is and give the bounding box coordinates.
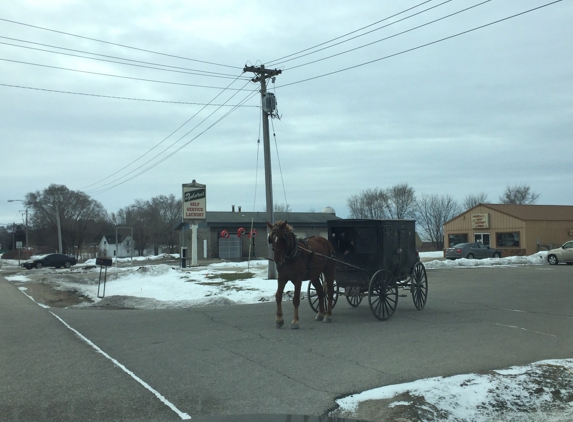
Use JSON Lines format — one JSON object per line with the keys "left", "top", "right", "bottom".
{"left": 82, "top": 76, "right": 257, "bottom": 192}
{"left": 284, "top": 0, "right": 492, "bottom": 71}
{"left": 0, "top": 57, "right": 249, "bottom": 90}
{"left": 279, "top": 0, "right": 563, "bottom": 88}
{"left": 266, "top": 0, "right": 437, "bottom": 66}
{"left": 0, "top": 40, "right": 250, "bottom": 80}
{"left": 0, "top": 83, "right": 260, "bottom": 106}
{"left": 88, "top": 88, "right": 260, "bottom": 195}
{"left": 0, "top": 17, "right": 241, "bottom": 70}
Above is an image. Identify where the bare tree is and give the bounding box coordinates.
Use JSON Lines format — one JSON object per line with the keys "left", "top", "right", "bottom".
{"left": 347, "top": 188, "right": 388, "bottom": 219}
{"left": 499, "top": 185, "right": 540, "bottom": 204}
{"left": 415, "top": 194, "right": 461, "bottom": 250}
{"left": 463, "top": 193, "right": 489, "bottom": 210}
{"left": 115, "top": 199, "right": 150, "bottom": 256}
{"left": 385, "top": 183, "right": 416, "bottom": 219}
{"left": 116, "top": 195, "right": 182, "bottom": 255}
{"left": 149, "top": 194, "right": 182, "bottom": 254}
{"left": 25, "top": 184, "right": 107, "bottom": 257}
{"left": 274, "top": 203, "right": 292, "bottom": 212}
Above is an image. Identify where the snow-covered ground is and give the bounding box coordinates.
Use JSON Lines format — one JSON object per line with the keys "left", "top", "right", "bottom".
{"left": 333, "top": 359, "right": 573, "bottom": 422}
{"left": 3, "top": 250, "right": 572, "bottom": 421}
{"left": 1, "top": 251, "right": 550, "bottom": 308}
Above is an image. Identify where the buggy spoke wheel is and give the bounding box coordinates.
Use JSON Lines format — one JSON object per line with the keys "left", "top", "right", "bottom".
{"left": 368, "top": 270, "right": 398, "bottom": 321}
{"left": 345, "top": 287, "right": 363, "bottom": 307}
{"left": 410, "top": 262, "right": 428, "bottom": 310}
{"left": 307, "top": 274, "right": 338, "bottom": 313}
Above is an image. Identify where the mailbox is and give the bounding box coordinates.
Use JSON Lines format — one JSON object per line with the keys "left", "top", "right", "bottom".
{"left": 96, "top": 257, "right": 113, "bottom": 267}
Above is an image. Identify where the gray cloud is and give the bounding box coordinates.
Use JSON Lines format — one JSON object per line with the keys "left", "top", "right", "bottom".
{"left": 2, "top": 0, "right": 572, "bottom": 225}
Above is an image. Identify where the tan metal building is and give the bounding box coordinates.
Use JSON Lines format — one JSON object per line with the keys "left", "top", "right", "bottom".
{"left": 443, "top": 204, "right": 573, "bottom": 256}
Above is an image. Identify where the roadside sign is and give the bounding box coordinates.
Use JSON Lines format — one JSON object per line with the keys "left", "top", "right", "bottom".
{"left": 182, "top": 181, "right": 206, "bottom": 222}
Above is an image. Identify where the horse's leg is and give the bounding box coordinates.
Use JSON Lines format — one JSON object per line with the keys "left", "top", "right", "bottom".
{"left": 291, "top": 279, "right": 302, "bottom": 329}
{"left": 275, "top": 277, "right": 287, "bottom": 328}
{"left": 323, "top": 269, "right": 335, "bottom": 324}
{"left": 310, "top": 277, "right": 326, "bottom": 321}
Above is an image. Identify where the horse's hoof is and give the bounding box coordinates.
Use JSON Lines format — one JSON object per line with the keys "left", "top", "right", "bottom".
{"left": 315, "top": 313, "right": 325, "bottom": 321}
{"left": 322, "top": 316, "right": 332, "bottom": 323}
{"left": 276, "top": 320, "right": 284, "bottom": 329}
{"left": 291, "top": 323, "right": 299, "bottom": 329}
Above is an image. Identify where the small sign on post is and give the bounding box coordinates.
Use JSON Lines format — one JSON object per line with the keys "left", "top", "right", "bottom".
{"left": 96, "top": 257, "right": 113, "bottom": 298}
{"left": 182, "top": 180, "right": 206, "bottom": 267}
{"left": 182, "top": 180, "right": 206, "bottom": 221}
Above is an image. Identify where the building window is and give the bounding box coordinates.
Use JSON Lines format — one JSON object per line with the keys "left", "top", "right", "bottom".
{"left": 449, "top": 234, "right": 468, "bottom": 246}
{"left": 497, "top": 232, "right": 520, "bottom": 247}
{"left": 474, "top": 233, "right": 490, "bottom": 246}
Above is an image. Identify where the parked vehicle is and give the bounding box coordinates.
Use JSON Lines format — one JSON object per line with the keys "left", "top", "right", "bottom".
{"left": 445, "top": 242, "right": 502, "bottom": 260}
{"left": 547, "top": 241, "right": 573, "bottom": 265}
{"left": 21, "top": 253, "right": 77, "bottom": 269}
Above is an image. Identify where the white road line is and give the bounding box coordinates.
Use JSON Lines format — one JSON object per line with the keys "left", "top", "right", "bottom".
{"left": 493, "top": 322, "right": 557, "bottom": 338}
{"left": 49, "top": 311, "right": 192, "bottom": 420}
{"left": 16, "top": 286, "right": 191, "bottom": 419}
{"left": 18, "top": 286, "right": 50, "bottom": 308}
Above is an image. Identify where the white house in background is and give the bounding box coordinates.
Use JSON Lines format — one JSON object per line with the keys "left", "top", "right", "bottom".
{"left": 98, "top": 235, "right": 134, "bottom": 258}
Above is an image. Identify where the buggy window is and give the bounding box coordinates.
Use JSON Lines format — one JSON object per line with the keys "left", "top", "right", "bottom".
{"left": 330, "top": 227, "right": 377, "bottom": 254}
{"left": 331, "top": 227, "right": 356, "bottom": 255}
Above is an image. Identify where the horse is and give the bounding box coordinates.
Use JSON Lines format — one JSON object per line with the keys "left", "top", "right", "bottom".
{"left": 267, "top": 220, "right": 336, "bottom": 329}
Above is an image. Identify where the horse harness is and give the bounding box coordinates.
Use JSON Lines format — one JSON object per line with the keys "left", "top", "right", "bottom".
{"left": 271, "top": 231, "right": 317, "bottom": 277}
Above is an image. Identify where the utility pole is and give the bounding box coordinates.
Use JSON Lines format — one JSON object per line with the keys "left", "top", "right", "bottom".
{"left": 56, "top": 204, "right": 63, "bottom": 254}
{"left": 7, "top": 200, "right": 29, "bottom": 249}
{"left": 243, "top": 64, "right": 281, "bottom": 279}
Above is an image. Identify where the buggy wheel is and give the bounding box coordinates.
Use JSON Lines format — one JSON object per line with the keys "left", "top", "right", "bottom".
{"left": 410, "top": 262, "right": 428, "bottom": 310}
{"left": 368, "top": 269, "right": 398, "bottom": 321}
{"left": 307, "top": 274, "right": 338, "bottom": 313}
{"left": 345, "top": 287, "right": 363, "bottom": 307}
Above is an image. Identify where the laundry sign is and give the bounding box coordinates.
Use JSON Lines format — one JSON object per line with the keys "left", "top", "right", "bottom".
{"left": 471, "top": 213, "right": 489, "bottom": 229}
{"left": 182, "top": 180, "right": 206, "bottom": 221}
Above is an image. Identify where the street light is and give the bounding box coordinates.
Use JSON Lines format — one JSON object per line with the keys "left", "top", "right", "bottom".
{"left": 7, "top": 199, "right": 28, "bottom": 249}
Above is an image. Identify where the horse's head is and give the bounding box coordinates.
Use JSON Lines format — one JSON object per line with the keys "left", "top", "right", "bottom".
{"left": 267, "top": 220, "right": 296, "bottom": 265}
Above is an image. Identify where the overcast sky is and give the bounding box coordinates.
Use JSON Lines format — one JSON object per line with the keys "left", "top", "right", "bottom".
{"left": 2, "top": 0, "right": 572, "bottom": 227}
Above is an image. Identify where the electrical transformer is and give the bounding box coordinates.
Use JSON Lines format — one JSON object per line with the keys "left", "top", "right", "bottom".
{"left": 262, "top": 92, "right": 276, "bottom": 113}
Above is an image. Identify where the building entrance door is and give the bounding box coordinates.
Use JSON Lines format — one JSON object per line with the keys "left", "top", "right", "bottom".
{"left": 474, "top": 233, "right": 491, "bottom": 246}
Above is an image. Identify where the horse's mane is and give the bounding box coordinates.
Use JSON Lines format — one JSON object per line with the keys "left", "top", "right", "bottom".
{"left": 274, "top": 220, "right": 293, "bottom": 232}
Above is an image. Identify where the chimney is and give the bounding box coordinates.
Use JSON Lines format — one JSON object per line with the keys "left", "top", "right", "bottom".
{"left": 238, "top": 206, "right": 242, "bottom": 212}
{"left": 232, "top": 205, "right": 235, "bottom": 212}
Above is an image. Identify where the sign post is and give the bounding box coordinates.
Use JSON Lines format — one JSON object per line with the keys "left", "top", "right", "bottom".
{"left": 182, "top": 180, "right": 206, "bottom": 266}
{"left": 16, "top": 241, "right": 22, "bottom": 265}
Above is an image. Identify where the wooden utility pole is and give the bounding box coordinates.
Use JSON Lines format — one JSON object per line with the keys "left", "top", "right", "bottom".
{"left": 243, "top": 64, "right": 282, "bottom": 279}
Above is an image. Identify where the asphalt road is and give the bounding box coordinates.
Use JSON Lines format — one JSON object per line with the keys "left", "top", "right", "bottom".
{"left": 1, "top": 264, "right": 572, "bottom": 421}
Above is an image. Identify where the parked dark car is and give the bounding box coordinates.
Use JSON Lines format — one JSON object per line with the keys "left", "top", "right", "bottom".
{"left": 445, "top": 242, "right": 502, "bottom": 260}
{"left": 21, "top": 253, "right": 77, "bottom": 269}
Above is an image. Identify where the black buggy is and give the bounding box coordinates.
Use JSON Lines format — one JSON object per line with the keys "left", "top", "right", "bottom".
{"left": 307, "top": 219, "right": 428, "bottom": 320}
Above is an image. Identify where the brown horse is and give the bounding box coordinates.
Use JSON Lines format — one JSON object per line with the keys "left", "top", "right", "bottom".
{"left": 267, "top": 220, "right": 336, "bottom": 329}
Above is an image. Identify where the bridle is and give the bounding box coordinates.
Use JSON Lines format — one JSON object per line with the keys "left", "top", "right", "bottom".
{"left": 269, "top": 228, "right": 299, "bottom": 265}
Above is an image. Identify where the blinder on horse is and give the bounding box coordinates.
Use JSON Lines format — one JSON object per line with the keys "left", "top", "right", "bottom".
{"left": 268, "top": 223, "right": 299, "bottom": 265}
